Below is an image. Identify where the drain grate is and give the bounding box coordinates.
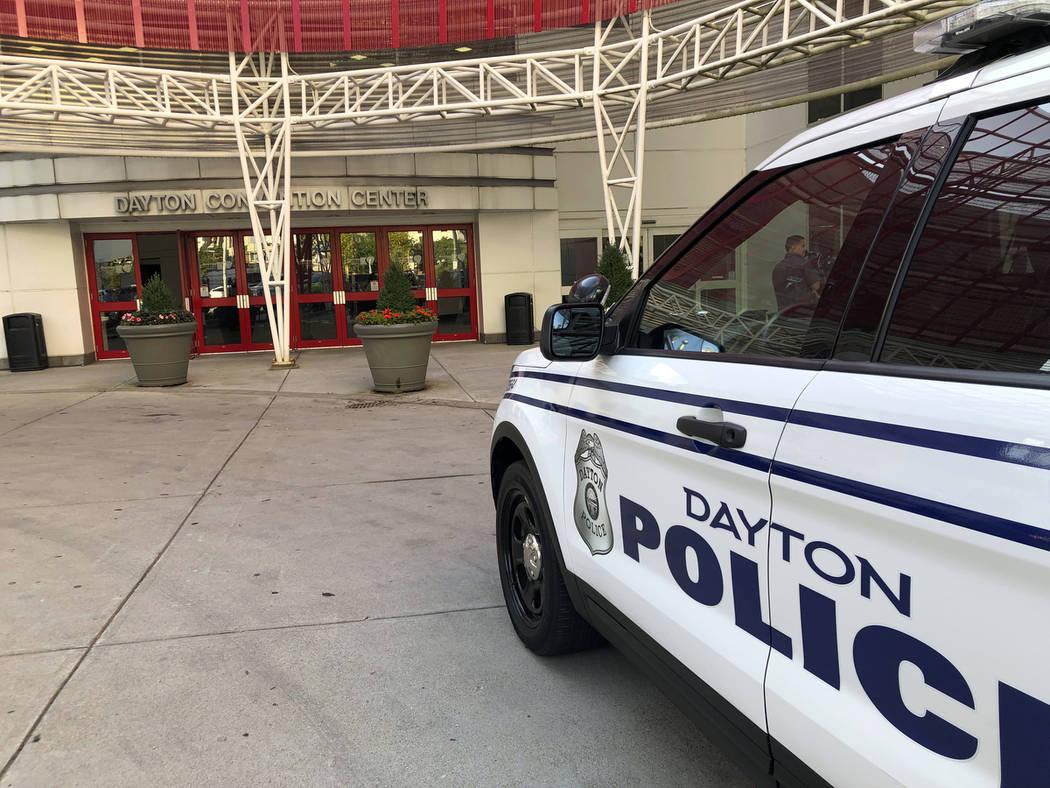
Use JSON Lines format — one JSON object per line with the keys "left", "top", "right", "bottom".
{"left": 345, "top": 400, "right": 391, "bottom": 409}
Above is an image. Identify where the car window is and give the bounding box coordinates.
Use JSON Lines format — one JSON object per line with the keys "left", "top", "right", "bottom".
{"left": 832, "top": 123, "right": 963, "bottom": 362}
{"left": 881, "top": 103, "right": 1050, "bottom": 374}
{"left": 631, "top": 142, "right": 906, "bottom": 359}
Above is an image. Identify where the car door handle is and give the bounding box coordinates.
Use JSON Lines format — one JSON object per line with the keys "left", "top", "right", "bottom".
{"left": 676, "top": 416, "right": 747, "bottom": 449}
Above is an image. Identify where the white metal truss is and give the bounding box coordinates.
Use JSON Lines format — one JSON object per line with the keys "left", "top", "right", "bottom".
{"left": 593, "top": 14, "right": 650, "bottom": 273}
{"left": 0, "top": 0, "right": 975, "bottom": 364}
{"left": 230, "top": 51, "right": 294, "bottom": 367}
{"left": 285, "top": 0, "right": 968, "bottom": 128}
{"left": 0, "top": 59, "right": 228, "bottom": 128}
{"left": 0, "top": 0, "right": 970, "bottom": 131}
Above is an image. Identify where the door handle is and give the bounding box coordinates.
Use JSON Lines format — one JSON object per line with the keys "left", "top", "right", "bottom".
{"left": 676, "top": 416, "right": 747, "bottom": 449}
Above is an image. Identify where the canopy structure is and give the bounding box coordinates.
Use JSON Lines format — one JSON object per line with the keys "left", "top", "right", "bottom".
{"left": 0, "top": 0, "right": 974, "bottom": 365}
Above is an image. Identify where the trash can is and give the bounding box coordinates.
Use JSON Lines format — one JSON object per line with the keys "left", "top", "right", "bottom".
{"left": 3, "top": 313, "right": 48, "bottom": 372}
{"left": 504, "top": 293, "right": 534, "bottom": 345}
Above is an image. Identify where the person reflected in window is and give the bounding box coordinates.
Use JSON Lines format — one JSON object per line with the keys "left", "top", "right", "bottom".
{"left": 772, "top": 235, "right": 822, "bottom": 311}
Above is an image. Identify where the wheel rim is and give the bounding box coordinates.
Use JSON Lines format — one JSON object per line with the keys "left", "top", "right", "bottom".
{"left": 504, "top": 490, "right": 544, "bottom": 625}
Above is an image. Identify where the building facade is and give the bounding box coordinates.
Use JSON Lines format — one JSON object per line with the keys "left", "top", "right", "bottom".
{"left": 0, "top": 147, "right": 562, "bottom": 364}
{"left": 0, "top": 71, "right": 930, "bottom": 368}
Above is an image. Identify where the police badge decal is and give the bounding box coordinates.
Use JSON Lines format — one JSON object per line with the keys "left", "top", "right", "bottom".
{"left": 573, "top": 430, "right": 614, "bottom": 555}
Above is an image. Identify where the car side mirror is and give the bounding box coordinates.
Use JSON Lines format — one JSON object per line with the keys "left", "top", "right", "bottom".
{"left": 540, "top": 303, "right": 605, "bottom": 361}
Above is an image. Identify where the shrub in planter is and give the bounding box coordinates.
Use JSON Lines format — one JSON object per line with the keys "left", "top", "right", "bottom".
{"left": 353, "top": 263, "right": 438, "bottom": 393}
{"left": 116, "top": 274, "right": 197, "bottom": 386}
{"left": 596, "top": 244, "right": 634, "bottom": 305}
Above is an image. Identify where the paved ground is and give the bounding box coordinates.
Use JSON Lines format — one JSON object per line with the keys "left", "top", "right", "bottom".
{"left": 0, "top": 344, "right": 750, "bottom": 787}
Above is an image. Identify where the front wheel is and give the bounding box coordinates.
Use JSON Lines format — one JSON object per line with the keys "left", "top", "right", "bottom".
{"left": 496, "top": 461, "right": 602, "bottom": 655}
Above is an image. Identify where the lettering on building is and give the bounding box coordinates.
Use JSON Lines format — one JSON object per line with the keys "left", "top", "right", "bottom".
{"left": 115, "top": 193, "right": 197, "bottom": 214}
{"left": 291, "top": 190, "right": 343, "bottom": 210}
{"left": 349, "top": 188, "right": 428, "bottom": 209}
{"left": 204, "top": 191, "right": 249, "bottom": 211}
{"left": 115, "top": 186, "right": 429, "bottom": 215}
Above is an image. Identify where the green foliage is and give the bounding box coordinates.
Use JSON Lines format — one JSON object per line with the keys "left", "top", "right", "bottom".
{"left": 141, "top": 273, "right": 179, "bottom": 312}
{"left": 376, "top": 262, "right": 417, "bottom": 313}
{"left": 387, "top": 231, "right": 422, "bottom": 267}
{"left": 120, "top": 274, "right": 195, "bottom": 326}
{"left": 341, "top": 232, "right": 377, "bottom": 276}
{"left": 597, "top": 244, "right": 634, "bottom": 304}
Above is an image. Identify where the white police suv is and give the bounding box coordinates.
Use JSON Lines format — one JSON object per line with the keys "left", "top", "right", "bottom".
{"left": 489, "top": 4, "right": 1050, "bottom": 786}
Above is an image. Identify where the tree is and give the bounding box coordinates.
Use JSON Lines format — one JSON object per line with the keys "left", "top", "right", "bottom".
{"left": 341, "top": 232, "right": 377, "bottom": 275}
{"left": 597, "top": 244, "right": 634, "bottom": 304}
{"left": 376, "top": 261, "right": 416, "bottom": 313}
{"left": 140, "top": 273, "right": 179, "bottom": 313}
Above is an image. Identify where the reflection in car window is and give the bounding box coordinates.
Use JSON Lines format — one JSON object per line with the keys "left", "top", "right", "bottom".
{"left": 550, "top": 306, "right": 603, "bottom": 357}
{"left": 881, "top": 104, "right": 1050, "bottom": 374}
{"left": 633, "top": 142, "right": 902, "bottom": 359}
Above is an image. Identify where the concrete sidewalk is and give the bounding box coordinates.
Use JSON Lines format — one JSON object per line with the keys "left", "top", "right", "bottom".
{"left": 0, "top": 345, "right": 747, "bottom": 787}
{"left": 0, "top": 342, "right": 521, "bottom": 406}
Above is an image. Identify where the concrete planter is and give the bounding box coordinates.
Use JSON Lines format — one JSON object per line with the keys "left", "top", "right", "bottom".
{"left": 116, "top": 321, "right": 197, "bottom": 386}
{"left": 353, "top": 320, "right": 437, "bottom": 393}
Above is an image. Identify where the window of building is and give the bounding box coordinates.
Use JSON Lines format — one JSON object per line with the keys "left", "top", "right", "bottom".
{"left": 561, "top": 237, "right": 598, "bottom": 287}
{"left": 881, "top": 103, "right": 1050, "bottom": 375}
{"left": 808, "top": 86, "right": 883, "bottom": 125}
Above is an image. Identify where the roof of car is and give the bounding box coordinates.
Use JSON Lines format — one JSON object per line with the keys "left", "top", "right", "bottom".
{"left": 758, "top": 44, "right": 1050, "bottom": 170}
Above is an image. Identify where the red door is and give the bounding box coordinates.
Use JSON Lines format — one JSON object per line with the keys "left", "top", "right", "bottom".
{"left": 383, "top": 225, "right": 478, "bottom": 340}
{"left": 86, "top": 234, "right": 143, "bottom": 359}
{"left": 187, "top": 232, "right": 274, "bottom": 353}
{"left": 292, "top": 230, "right": 340, "bottom": 347}
{"left": 384, "top": 227, "right": 429, "bottom": 312}
{"left": 240, "top": 234, "right": 278, "bottom": 351}
{"left": 336, "top": 230, "right": 380, "bottom": 344}
{"left": 429, "top": 226, "right": 478, "bottom": 340}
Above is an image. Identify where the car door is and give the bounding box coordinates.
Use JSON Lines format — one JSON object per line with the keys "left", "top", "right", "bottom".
{"left": 765, "top": 102, "right": 1050, "bottom": 787}
{"left": 544, "top": 138, "right": 917, "bottom": 759}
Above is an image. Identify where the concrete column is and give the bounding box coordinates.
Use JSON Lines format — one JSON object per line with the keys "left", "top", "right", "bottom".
{"left": 476, "top": 210, "right": 560, "bottom": 343}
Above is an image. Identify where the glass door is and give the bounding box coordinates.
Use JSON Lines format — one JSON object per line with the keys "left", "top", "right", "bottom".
{"left": 380, "top": 226, "right": 478, "bottom": 340}
{"left": 385, "top": 229, "right": 428, "bottom": 307}
{"left": 86, "top": 235, "right": 142, "bottom": 358}
{"left": 431, "top": 226, "right": 476, "bottom": 339}
{"left": 188, "top": 232, "right": 274, "bottom": 353}
{"left": 292, "top": 231, "right": 337, "bottom": 346}
{"left": 338, "top": 230, "right": 379, "bottom": 344}
{"left": 648, "top": 228, "right": 684, "bottom": 272}
{"left": 241, "top": 235, "right": 277, "bottom": 351}
{"left": 182, "top": 224, "right": 479, "bottom": 354}
{"left": 191, "top": 234, "right": 243, "bottom": 351}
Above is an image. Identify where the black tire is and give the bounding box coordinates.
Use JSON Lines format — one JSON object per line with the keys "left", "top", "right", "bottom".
{"left": 496, "top": 460, "right": 603, "bottom": 655}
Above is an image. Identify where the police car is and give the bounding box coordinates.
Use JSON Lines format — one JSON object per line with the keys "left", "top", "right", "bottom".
{"left": 489, "top": 3, "right": 1050, "bottom": 785}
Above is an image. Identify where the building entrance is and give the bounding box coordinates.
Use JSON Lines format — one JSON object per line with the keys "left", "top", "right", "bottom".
{"left": 292, "top": 225, "right": 477, "bottom": 347}
{"left": 87, "top": 223, "right": 479, "bottom": 359}
{"left": 87, "top": 224, "right": 478, "bottom": 359}
{"left": 187, "top": 232, "right": 275, "bottom": 353}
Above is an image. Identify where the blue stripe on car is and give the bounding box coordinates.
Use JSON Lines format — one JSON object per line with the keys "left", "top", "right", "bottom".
{"left": 504, "top": 393, "right": 771, "bottom": 473}
{"left": 787, "top": 410, "right": 1050, "bottom": 470}
{"left": 772, "top": 461, "right": 1050, "bottom": 552}
{"left": 509, "top": 369, "right": 1050, "bottom": 472}
{"left": 503, "top": 390, "right": 1049, "bottom": 554}
{"left": 510, "top": 370, "right": 789, "bottom": 421}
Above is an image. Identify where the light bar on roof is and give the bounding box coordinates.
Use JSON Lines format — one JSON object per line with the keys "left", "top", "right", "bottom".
{"left": 915, "top": 0, "right": 1050, "bottom": 53}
